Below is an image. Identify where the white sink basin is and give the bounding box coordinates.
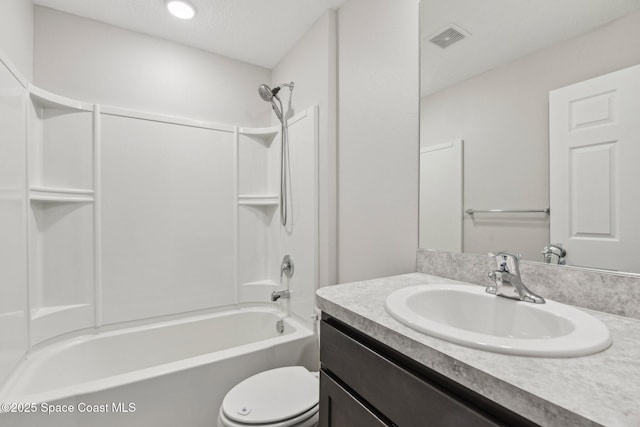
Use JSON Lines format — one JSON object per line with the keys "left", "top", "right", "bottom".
{"left": 384, "top": 284, "right": 612, "bottom": 357}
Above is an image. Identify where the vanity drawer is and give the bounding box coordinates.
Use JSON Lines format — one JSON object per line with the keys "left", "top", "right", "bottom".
{"left": 320, "top": 319, "right": 503, "bottom": 427}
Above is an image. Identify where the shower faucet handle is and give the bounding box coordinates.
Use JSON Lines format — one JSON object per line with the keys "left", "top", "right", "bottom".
{"left": 280, "top": 254, "right": 294, "bottom": 282}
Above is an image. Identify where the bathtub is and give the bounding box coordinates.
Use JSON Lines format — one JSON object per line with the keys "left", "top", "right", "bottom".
{"left": 0, "top": 307, "right": 317, "bottom": 427}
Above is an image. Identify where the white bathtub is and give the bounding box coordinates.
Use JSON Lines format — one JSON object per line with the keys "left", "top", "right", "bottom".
{"left": 0, "top": 307, "right": 317, "bottom": 427}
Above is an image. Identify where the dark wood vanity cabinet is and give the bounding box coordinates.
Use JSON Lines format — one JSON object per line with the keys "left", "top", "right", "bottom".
{"left": 320, "top": 372, "right": 388, "bottom": 426}
{"left": 319, "top": 315, "right": 539, "bottom": 427}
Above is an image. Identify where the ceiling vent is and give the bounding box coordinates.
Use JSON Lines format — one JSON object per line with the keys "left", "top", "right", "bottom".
{"left": 428, "top": 24, "right": 470, "bottom": 49}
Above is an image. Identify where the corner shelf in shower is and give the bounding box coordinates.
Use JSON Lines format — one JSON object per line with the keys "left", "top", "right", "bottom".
{"left": 236, "top": 125, "right": 282, "bottom": 302}
{"left": 30, "top": 303, "right": 93, "bottom": 344}
{"left": 31, "top": 303, "right": 90, "bottom": 319}
{"left": 238, "top": 125, "right": 279, "bottom": 142}
{"left": 238, "top": 194, "right": 279, "bottom": 206}
{"left": 29, "top": 186, "right": 94, "bottom": 203}
{"left": 237, "top": 126, "right": 280, "bottom": 196}
{"left": 27, "top": 85, "right": 97, "bottom": 346}
{"left": 29, "top": 85, "right": 94, "bottom": 112}
{"left": 238, "top": 280, "right": 280, "bottom": 303}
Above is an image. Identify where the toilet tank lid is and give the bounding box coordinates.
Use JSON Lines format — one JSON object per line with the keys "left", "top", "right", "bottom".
{"left": 222, "top": 366, "right": 319, "bottom": 424}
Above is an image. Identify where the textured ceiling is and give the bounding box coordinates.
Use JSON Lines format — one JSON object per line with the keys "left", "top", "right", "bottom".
{"left": 33, "top": 0, "right": 347, "bottom": 69}
{"left": 421, "top": 0, "right": 640, "bottom": 96}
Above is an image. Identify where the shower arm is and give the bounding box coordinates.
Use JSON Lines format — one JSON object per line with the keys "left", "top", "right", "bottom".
{"left": 273, "top": 82, "right": 294, "bottom": 95}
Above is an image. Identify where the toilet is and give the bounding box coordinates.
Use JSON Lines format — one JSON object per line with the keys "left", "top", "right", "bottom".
{"left": 218, "top": 366, "right": 319, "bottom": 427}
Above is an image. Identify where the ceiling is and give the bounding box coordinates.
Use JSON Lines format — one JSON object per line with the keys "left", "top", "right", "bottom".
{"left": 32, "top": 0, "right": 640, "bottom": 96}
{"left": 33, "top": 0, "right": 347, "bottom": 69}
{"left": 421, "top": 0, "right": 640, "bottom": 96}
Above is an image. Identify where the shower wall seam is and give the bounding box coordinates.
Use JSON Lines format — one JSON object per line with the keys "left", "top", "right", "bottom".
{"left": 93, "top": 103, "right": 102, "bottom": 328}
{"left": 233, "top": 126, "right": 240, "bottom": 307}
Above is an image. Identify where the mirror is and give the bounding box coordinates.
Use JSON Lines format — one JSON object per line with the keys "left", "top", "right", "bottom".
{"left": 419, "top": 0, "right": 640, "bottom": 273}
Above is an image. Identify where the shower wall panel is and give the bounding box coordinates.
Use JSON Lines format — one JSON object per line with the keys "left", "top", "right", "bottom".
{"left": 0, "top": 55, "right": 28, "bottom": 384}
{"left": 280, "top": 108, "right": 318, "bottom": 324}
{"left": 100, "top": 113, "right": 235, "bottom": 324}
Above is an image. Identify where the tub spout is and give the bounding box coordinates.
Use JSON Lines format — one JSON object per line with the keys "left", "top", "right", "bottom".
{"left": 271, "top": 290, "right": 290, "bottom": 302}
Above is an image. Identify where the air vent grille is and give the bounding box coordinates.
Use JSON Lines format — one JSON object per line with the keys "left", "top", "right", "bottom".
{"left": 429, "top": 25, "right": 469, "bottom": 49}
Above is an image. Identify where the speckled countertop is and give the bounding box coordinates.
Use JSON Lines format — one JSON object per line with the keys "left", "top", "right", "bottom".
{"left": 316, "top": 273, "right": 640, "bottom": 427}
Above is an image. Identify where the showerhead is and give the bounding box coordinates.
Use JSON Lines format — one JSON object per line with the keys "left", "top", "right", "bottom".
{"left": 258, "top": 83, "right": 291, "bottom": 124}
{"left": 258, "top": 84, "right": 273, "bottom": 102}
{"left": 258, "top": 82, "right": 294, "bottom": 103}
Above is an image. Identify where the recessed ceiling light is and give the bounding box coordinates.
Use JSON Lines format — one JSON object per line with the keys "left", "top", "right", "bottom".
{"left": 166, "top": 0, "right": 196, "bottom": 20}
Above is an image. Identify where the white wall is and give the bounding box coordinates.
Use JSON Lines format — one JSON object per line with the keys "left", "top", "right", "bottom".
{"left": 421, "top": 10, "right": 640, "bottom": 261}
{"left": 337, "top": 0, "right": 420, "bottom": 283}
{"left": 34, "top": 7, "right": 271, "bottom": 126}
{"left": 271, "top": 11, "right": 338, "bottom": 287}
{"left": 0, "top": 0, "right": 34, "bottom": 79}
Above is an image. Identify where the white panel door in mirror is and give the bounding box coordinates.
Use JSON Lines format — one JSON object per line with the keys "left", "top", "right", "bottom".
{"left": 570, "top": 141, "right": 616, "bottom": 237}
{"left": 550, "top": 64, "right": 640, "bottom": 272}
{"left": 419, "top": 140, "right": 463, "bottom": 252}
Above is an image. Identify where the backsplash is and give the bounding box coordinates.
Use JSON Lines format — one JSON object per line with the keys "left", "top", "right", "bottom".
{"left": 416, "top": 249, "right": 640, "bottom": 320}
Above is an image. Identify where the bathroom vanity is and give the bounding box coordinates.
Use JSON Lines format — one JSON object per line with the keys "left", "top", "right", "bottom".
{"left": 319, "top": 315, "right": 535, "bottom": 426}
{"left": 316, "top": 273, "right": 640, "bottom": 426}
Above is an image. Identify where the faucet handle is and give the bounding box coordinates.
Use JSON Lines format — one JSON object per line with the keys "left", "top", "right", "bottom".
{"left": 280, "top": 254, "right": 294, "bottom": 282}
{"left": 487, "top": 252, "right": 544, "bottom": 304}
{"left": 488, "top": 251, "right": 522, "bottom": 274}
{"left": 489, "top": 251, "right": 522, "bottom": 260}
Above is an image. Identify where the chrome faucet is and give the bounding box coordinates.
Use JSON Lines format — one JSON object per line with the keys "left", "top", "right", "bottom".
{"left": 487, "top": 252, "right": 545, "bottom": 304}
{"left": 541, "top": 243, "right": 567, "bottom": 265}
{"left": 271, "top": 290, "right": 290, "bottom": 302}
{"left": 272, "top": 255, "right": 294, "bottom": 302}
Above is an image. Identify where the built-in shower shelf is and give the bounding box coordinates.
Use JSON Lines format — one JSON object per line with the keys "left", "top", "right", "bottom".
{"left": 241, "top": 280, "right": 279, "bottom": 287}
{"left": 238, "top": 126, "right": 279, "bottom": 136}
{"left": 30, "top": 303, "right": 93, "bottom": 344}
{"left": 238, "top": 280, "right": 281, "bottom": 303}
{"left": 30, "top": 85, "right": 93, "bottom": 112}
{"left": 31, "top": 303, "right": 90, "bottom": 320}
{"left": 238, "top": 126, "right": 279, "bottom": 145}
{"left": 238, "top": 194, "right": 279, "bottom": 206}
{"left": 29, "top": 186, "right": 94, "bottom": 203}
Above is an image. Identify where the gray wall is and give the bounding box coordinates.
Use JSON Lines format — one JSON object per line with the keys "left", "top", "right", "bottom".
{"left": 421, "top": 10, "right": 640, "bottom": 261}
{"left": 338, "top": 0, "right": 420, "bottom": 282}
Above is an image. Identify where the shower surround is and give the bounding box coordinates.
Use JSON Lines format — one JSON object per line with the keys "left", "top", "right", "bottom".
{"left": 0, "top": 48, "right": 319, "bottom": 425}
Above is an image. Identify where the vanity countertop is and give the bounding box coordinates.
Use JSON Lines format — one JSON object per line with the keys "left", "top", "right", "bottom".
{"left": 315, "top": 273, "right": 640, "bottom": 427}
